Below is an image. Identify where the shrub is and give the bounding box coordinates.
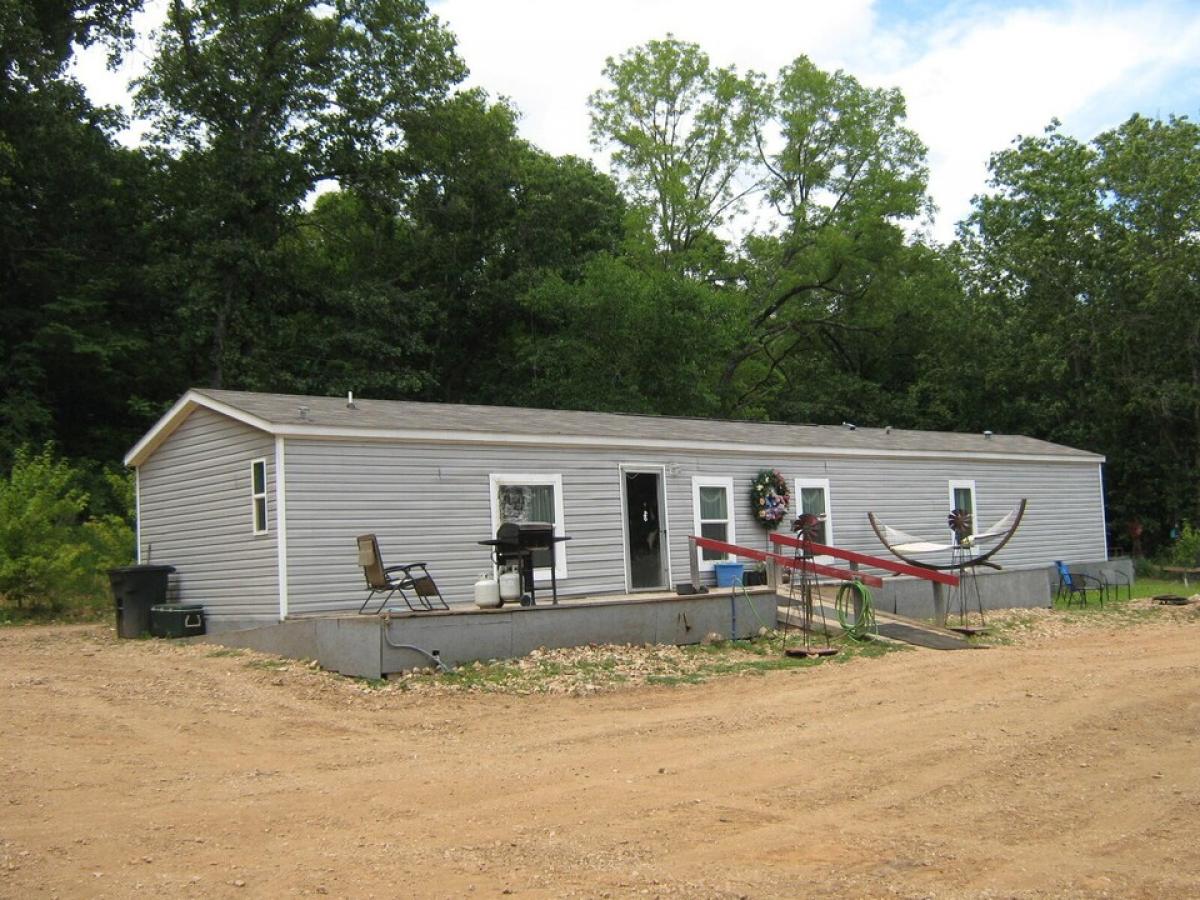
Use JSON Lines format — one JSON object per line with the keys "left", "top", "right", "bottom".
{"left": 1166, "top": 521, "right": 1200, "bottom": 568}
{"left": 0, "top": 445, "right": 134, "bottom": 616}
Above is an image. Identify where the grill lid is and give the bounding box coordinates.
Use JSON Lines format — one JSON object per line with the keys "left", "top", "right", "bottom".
{"left": 495, "top": 521, "right": 555, "bottom": 549}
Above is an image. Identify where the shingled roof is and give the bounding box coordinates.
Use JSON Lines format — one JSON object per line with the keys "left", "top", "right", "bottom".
{"left": 125, "top": 388, "right": 1104, "bottom": 466}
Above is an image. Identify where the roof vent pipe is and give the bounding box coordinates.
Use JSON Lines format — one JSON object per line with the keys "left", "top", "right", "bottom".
{"left": 298, "top": 406, "right": 310, "bottom": 421}
{"left": 842, "top": 422, "right": 856, "bottom": 431}
{"left": 983, "top": 430, "right": 993, "bottom": 438}
{"left": 885, "top": 425, "right": 892, "bottom": 434}
{"left": 347, "top": 390, "right": 356, "bottom": 410}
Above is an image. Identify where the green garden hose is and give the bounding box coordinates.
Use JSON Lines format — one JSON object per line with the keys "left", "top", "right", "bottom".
{"left": 835, "top": 580, "right": 877, "bottom": 641}
{"left": 736, "top": 580, "right": 774, "bottom": 633}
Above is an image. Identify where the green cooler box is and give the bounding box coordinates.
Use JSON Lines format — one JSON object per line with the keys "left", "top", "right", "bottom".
{"left": 149, "top": 604, "right": 206, "bottom": 638}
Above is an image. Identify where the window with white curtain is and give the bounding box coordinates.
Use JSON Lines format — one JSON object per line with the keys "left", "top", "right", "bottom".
{"left": 692, "top": 476, "right": 735, "bottom": 571}
{"left": 489, "top": 474, "right": 567, "bottom": 580}
{"left": 948, "top": 479, "right": 977, "bottom": 538}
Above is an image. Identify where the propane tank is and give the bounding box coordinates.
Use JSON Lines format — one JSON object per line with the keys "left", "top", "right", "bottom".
{"left": 473, "top": 573, "right": 502, "bottom": 608}
{"left": 498, "top": 567, "right": 522, "bottom": 602}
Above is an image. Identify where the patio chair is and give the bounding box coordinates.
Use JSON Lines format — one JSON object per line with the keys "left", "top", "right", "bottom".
{"left": 356, "top": 534, "right": 448, "bottom": 614}
{"left": 1099, "top": 566, "right": 1132, "bottom": 604}
{"left": 1054, "top": 560, "right": 1104, "bottom": 608}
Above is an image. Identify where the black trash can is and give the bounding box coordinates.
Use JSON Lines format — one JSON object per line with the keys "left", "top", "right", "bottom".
{"left": 150, "top": 604, "right": 206, "bottom": 639}
{"left": 108, "top": 565, "right": 175, "bottom": 638}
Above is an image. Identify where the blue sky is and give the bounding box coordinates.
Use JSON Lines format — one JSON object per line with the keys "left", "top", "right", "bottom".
{"left": 74, "top": 0, "right": 1200, "bottom": 243}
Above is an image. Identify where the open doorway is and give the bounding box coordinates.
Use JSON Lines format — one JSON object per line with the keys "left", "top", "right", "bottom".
{"left": 622, "top": 468, "right": 669, "bottom": 591}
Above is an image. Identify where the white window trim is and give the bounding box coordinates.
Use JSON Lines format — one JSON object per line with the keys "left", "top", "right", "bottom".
{"left": 488, "top": 473, "right": 568, "bottom": 581}
{"left": 251, "top": 458, "right": 268, "bottom": 535}
{"left": 948, "top": 479, "right": 977, "bottom": 538}
{"left": 794, "top": 478, "right": 834, "bottom": 560}
{"left": 692, "top": 476, "right": 736, "bottom": 572}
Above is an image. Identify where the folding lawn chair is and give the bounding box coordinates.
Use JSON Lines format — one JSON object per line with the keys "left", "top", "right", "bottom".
{"left": 356, "top": 533, "right": 448, "bottom": 614}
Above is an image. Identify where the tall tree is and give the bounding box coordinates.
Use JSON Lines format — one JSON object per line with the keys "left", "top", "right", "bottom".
{"left": 135, "top": 0, "right": 466, "bottom": 389}
{"left": 510, "top": 254, "right": 732, "bottom": 416}
{"left": 588, "top": 36, "right": 757, "bottom": 270}
{"left": 0, "top": 0, "right": 159, "bottom": 467}
{"left": 271, "top": 88, "right": 626, "bottom": 404}
{"left": 957, "top": 115, "right": 1200, "bottom": 552}
{"left": 722, "top": 56, "right": 932, "bottom": 415}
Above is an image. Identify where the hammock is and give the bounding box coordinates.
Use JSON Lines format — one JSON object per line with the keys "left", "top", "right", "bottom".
{"left": 868, "top": 499, "right": 1027, "bottom": 571}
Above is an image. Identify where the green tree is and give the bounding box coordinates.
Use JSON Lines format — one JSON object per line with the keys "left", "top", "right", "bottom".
{"left": 957, "top": 115, "right": 1200, "bottom": 552}
{"left": 589, "top": 36, "right": 757, "bottom": 270}
{"left": 722, "top": 56, "right": 933, "bottom": 416}
{"left": 509, "top": 254, "right": 733, "bottom": 416}
{"left": 0, "top": 446, "right": 133, "bottom": 613}
{"left": 135, "top": 0, "right": 466, "bottom": 389}
{"left": 1, "top": 0, "right": 142, "bottom": 84}
{"left": 276, "top": 88, "right": 626, "bottom": 405}
{"left": 0, "top": 0, "right": 166, "bottom": 466}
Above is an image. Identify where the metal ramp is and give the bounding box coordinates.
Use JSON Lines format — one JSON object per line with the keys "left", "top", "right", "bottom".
{"left": 873, "top": 620, "right": 974, "bottom": 650}
{"left": 778, "top": 602, "right": 977, "bottom": 650}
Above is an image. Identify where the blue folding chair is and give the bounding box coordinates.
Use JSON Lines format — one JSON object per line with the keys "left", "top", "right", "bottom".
{"left": 1054, "top": 561, "right": 1104, "bottom": 607}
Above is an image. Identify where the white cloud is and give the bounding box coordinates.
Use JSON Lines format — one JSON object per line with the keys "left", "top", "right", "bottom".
{"left": 433, "top": 0, "right": 878, "bottom": 158}
{"left": 870, "top": 3, "right": 1200, "bottom": 239}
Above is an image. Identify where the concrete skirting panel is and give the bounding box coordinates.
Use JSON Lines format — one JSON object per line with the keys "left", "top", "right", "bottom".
{"left": 191, "top": 590, "right": 778, "bottom": 680}
{"left": 378, "top": 591, "right": 778, "bottom": 676}
{"left": 191, "top": 618, "right": 319, "bottom": 659}
{"left": 871, "top": 567, "right": 1054, "bottom": 619}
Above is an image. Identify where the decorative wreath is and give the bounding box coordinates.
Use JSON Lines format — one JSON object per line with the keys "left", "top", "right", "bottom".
{"left": 751, "top": 469, "right": 791, "bottom": 530}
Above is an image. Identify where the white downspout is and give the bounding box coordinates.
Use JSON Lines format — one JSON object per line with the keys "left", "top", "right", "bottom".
{"left": 275, "top": 436, "right": 289, "bottom": 619}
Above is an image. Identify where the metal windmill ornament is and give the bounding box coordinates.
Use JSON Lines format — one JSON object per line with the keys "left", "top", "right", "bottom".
{"left": 783, "top": 513, "right": 837, "bottom": 658}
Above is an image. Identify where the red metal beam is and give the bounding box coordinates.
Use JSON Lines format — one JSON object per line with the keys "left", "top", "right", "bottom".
{"left": 769, "top": 552, "right": 885, "bottom": 588}
{"left": 769, "top": 533, "right": 959, "bottom": 587}
{"left": 690, "top": 536, "right": 884, "bottom": 588}
{"left": 690, "top": 536, "right": 771, "bottom": 563}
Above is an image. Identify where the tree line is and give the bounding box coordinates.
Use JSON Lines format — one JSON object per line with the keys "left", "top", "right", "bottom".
{"left": 3, "top": 1, "right": 1198, "bottom": 557}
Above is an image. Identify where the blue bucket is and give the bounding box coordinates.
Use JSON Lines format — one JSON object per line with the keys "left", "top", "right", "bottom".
{"left": 713, "top": 562, "right": 745, "bottom": 587}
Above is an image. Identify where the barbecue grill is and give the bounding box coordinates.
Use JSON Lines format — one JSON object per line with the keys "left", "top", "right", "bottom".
{"left": 478, "top": 521, "right": 571, "bottom": 605}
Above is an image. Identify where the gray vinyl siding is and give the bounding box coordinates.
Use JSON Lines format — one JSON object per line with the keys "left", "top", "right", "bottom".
{"left": 137, "top": 407, "right": 278, "bottom": 624}
{"left": 282, "top": 438, "right": 1107, "bottom": 615}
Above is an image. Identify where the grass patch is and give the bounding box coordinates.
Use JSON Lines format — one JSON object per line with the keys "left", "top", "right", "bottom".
{"left": 0, "top": 598, "right": 111, "bottom": 626}
{"left": 983, "top": 576, "right": 1200, "bottom": 642}
{"left": 1129, "top": 577, "right": 1194, "bottom": 599}
{"left": 206, "top": 647, "right": 246, "bottom": 658}
{"left": 646, "top": 673, "right": 707, "bottom": 686}
{"left": 411, "top": 661, "right": 525, "bottom": 691}
{"left": 245, "top": 658, "right": 289, "bottom": 671}
{"left": 1051, "top": 576, "right": 1187, "bottom": 616}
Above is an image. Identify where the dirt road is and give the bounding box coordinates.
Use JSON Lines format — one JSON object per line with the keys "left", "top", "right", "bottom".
{"left": 2, "top": 612, "right": 1199, "bottom": 898}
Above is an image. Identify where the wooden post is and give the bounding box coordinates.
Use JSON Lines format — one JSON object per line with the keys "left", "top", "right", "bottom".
{"left": 688, "top": 537, "right": 701, "bottom": 591}
{"left": 932, "top": 581, "right": 947, "bottom": 627}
